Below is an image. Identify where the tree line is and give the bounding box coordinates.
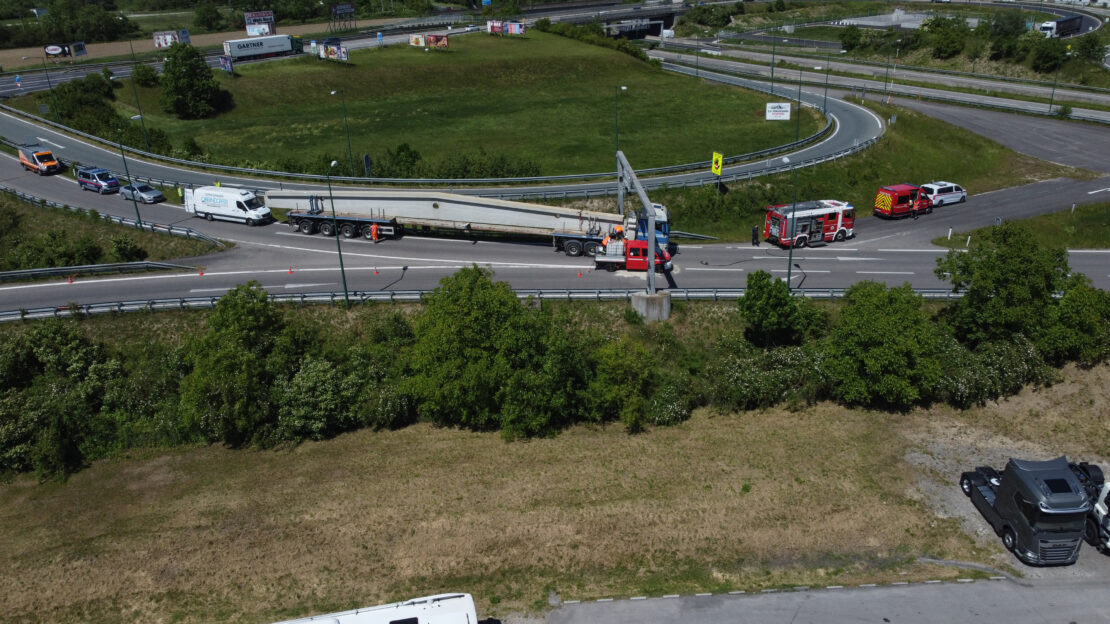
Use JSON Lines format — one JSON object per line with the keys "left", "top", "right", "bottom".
{"left": 2, "top": 222, "right": 1108, "bottom": 480}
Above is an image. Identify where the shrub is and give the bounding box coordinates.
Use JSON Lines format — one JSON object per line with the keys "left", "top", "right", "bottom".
{"left": 108, "top": 235, "right": 148, "bottom": 262}
{"left": 131, "top": 63, "right": 159, "bottom": 88}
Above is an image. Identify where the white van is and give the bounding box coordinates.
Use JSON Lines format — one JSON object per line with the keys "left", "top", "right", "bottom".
{"left": 270, "top": 593, "right": 478, "bottom": 624}
{"left": 920, "top": 181, "right": 967, "bottom": 207}
{"left": 184, "top": 186, "right": 271, "bottom": 226}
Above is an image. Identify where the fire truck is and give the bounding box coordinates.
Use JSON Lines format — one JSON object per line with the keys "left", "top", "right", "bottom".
{"left": 763, "top": 199, "right": 855, "bottom": 248}
{"left": 873, "top": 183, "right": 931, "bottom": 219}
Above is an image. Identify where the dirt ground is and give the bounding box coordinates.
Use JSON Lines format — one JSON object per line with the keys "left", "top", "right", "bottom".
{"left": 901, "top": 363, "right": 1110, "bottom": 581}
{"left": 0, "top": 19, "right": 398, "bottom": 72}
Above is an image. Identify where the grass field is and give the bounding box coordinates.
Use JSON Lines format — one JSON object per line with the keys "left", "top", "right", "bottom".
{"left": 97, "top": 31, "right": 821, "bottom": 176}
{"left": 932, "top": 201, "right": 1110, "bottom": 249}
{"left": 0, "top": 194, "right": 221, "bottom": 266}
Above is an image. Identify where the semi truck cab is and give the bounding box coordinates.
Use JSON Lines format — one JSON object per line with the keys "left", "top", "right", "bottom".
{"left": 961, "top": 456, "right": 1090, "bottom": 565}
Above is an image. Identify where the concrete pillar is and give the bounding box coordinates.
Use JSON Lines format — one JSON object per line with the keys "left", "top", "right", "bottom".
{"left": 630, "top": 291, "right": 671, "bottom": 322}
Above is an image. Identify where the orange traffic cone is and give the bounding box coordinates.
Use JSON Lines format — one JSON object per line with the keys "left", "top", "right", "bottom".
{"left": 288, "top": 266, "right": 293, "bottom": 274}
{"left": 374, "top": 267, "right": 379, "bottom": 275}
{"left": 577, "top": 269, "right": 582, "bottom": 278}
{"left": 199, "top": 269, "right": 204, "bottom": 276}
{"left": 67, "top": 275, "right": 73, "bottom": 284}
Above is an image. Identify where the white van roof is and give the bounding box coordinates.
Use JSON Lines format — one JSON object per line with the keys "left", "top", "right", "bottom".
{"left": 270, "top": 593, "right": 478, "bottom": 624}
{"left": 195, "top": 186, "right": 256, "bottom": 198}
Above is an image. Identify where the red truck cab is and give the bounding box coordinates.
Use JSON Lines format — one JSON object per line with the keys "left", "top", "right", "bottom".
{"left": 595, "top": 239, "right": 673, "bottom": 272}
{"left": 874, "top": 183, "right": 931, "bottom": 219}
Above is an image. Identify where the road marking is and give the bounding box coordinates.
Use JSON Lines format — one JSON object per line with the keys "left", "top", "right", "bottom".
{"left": 856, "top": 270, "right": 914, "bottom": 275}
{"left": 35, "top": 136, "right": 65, "bottom": 149}
{"left": 685, "top": 267, "right": 745, "bottom": 272}
{"left": 283, "top": 283, "right": 332, "bottom": 288}
{"left": 1087, "top": 187, "right": 1110, "bottom": 194}
{"left": 835, "top": 256, "right": 882, "bottom": 261}
{"left": 221, "top": 237, "right": 585, "bottom": 268}
{"left": 770, "top": 268, "right": 831, "bottom": 273}
{"left": 1067, "top": 249, "right": 1110, "bottom": 253}
{"left": 852, "top": 232, "right": 910, "bottom": 245}
{"left": 876, "top": 248, "right": 949, "bottom": 253}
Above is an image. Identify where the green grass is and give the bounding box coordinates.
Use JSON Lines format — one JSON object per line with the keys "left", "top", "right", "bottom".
{"left": 932, "top": 201, "right": 1110, "bottom": 249}
{"left": 784, "top": 25, "right": 848, "bottom": 43}
{"left": 94, "top": 31, "right": 821, "bottom": 176}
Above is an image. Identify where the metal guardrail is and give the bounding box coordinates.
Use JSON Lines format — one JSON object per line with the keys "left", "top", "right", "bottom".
{"left": 0, "top": 287, "right": 964, "bottom": 322}
{"left": 0, "top": 182, "right": 224, "bottom": 247}
{"left": 0, "top": 261, "right": 193, "bottom": 283}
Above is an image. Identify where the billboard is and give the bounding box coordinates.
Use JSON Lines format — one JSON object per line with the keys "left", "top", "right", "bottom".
{"left": 70, "top": 41, "right": 86, "bottom": 56}
{"left": 219, "top": 55, "right": 234, "bottom": 74}
{"left": 765, "top": 103, "right": 791, "bottom": 120}
{"left": 246, "top": 23, "right": 272, "bottom": 36}
{"left": 331, "top": 2, "right": 355, "bottom": 16}
{"left": 319, "top": 44, "right": 347, "bottom": 61}
{"left": 43, "top": 44, "right": 70, "bottom": 58}
{"left": 153, "top": 29, "right": 190, "bottom": 48}
{"left": 487, "top": 20, "right": 503, "bottom": 34}
{"left": 487, "top": 20, "right": 525, "bottom": 35}
{"left": 506, "top": 21, "right": 525, "bottom": 35}
{"left": 426, "top": 34, "right": 449, "bottom": 48}
{"left": 245, "top": 10, "right": 275, "bottom": 36}
{"left": 409, "top": 34, "right": 425, "bottom": 46}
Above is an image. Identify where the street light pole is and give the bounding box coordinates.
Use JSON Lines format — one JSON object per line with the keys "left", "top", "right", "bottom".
{"left": 770, "top": 36, "right": 777, "bottom": 95}
{"left": 128, "top": 41, "right": 151, "bottom": 152}
{"left": 326, "top": 161, "right": 351, "bottom": 308}
{"left": 823, "top": 49, "right": 831, "bottom": 113}
{"left": 115, "top": 124, "right": 143, "bottom": 227}
{"left": 40, "top": 57, "right": 58, "bottom": 121}
{"left": 795, "top": 61, "right": 803, "bottom": 142}
{"left": 331, "top": 90, "right": 354, "bottom": 176}
{"left": 784, "top": 160, "right": 799, "bottom": 289}
{"left": 1049, "top": 45, "right": 1071, "bottom": 113}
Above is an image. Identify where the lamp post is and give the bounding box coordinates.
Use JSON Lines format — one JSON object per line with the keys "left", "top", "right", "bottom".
{"left": 770, "top": 36, "right": 777, "bottom": 95}
{"left": 40, "top": 57, "right": 58, "bottom": 121}
{"left": 115, "top": 124, "right": 143, "bottom": 227}
{"left": 128, "top": 41, "right": 151, "bottom": 151}
{"left": 822, "top": 49, "right": 831, "bottom": 113}
{"left": 324, "top": 159, "right": 350, "bottom": 306}
{"left": 795, "top": 60, "right": 803, "bottom": 142}
{"left": 886, "top": 40, "right": 901, "bottom": 103}
{"left": 614, "top": 85, "right": 627, "bottom": 153}
{"left": 326, "top": 161, "right": 351, "bottom": 308}
{"left": 331, "top": 90, "right": 354, "bottom": 176}
{"left": 782, "top": 156, "right": 799, "bottom": 290}
{"left": 1048, "top": 45, "right": 1071, "bottom": 113}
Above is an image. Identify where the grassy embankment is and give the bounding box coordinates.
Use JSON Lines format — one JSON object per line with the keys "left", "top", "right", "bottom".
{"left": 0, "top": 194, "right": 220, "bottom": 270}
{"left": 10, "top": 301, "right": 1102, "bottom": 624}
{"left": 82, "top": 31, "right": 821, "bottom": 177}
{"left": 933, "top": 201, "right": 1110, "bottom": 249}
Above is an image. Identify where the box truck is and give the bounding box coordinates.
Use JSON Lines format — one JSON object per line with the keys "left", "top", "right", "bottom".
{"left": 222, "top": 34, "right": 303, "bottom": 61}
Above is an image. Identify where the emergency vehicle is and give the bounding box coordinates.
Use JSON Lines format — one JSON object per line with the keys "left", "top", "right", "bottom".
{"left": 763, "top": 199, "right": 855, "bottom": 248}
{"left": 18, "top": 143, "right": 61, "bottom": 175}
{"left": 873, "top": 183, "right": 931, "bottom": 219}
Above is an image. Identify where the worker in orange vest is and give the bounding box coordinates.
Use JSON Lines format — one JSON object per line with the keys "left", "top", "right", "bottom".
{"left": 370, "top": 223, "right": 380, "bottom": 242}
{"left": 614, "top": 225, "right": 624, "bottom": 239}
{"left": 601, "top": 233, "right": 611, "bottom": 250}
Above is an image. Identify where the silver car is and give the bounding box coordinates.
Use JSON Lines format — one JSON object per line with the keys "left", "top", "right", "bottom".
{"left": 120, "top": 183, "right": 166, "bottom": 204}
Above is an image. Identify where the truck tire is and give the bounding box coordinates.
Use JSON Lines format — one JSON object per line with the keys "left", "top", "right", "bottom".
{"left": 564, "top": 240, "right": 583, "bottom": 257}
{"left": 319, "top": 222, "right": 336, "bottom": 237}
{"left": 583, "top": 241, "right": 600, "bottom": 257}
{"left": 960, "top": 475, "right": 972, "bottom": 496}
{"left": 835, "top": 230, "right": 846, "bottom": 242}
{"left": 1085, "top": 518, "right": 1099, "bottom": 547}
{"left": 1002, "top": 528, "right": 1016, "bottom": 552}
{"left": 794, "top": 236, "right": 808, "bottom": 249}
{"left": 340, "top": 223, "right": 357, "bottom": 238}
{"left": 289, "top": 219, "right": 299, "bottom": 230}
{"left": 299, "top": 220, "right": 316, "bottom": 234}
{"left": 205, "top": 213, "right": 214, "bottom": 222}
{"left": 361, "top": 225, "right": 374, "bottom": 239}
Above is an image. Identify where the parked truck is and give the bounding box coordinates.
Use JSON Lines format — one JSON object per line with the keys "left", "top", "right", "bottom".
{"left": 763, "top": 199, "right": 855, "bottom": 248}
{"left": 18, "top": 143, "right": 61, "bottom": 175}
{"left": 184, "top": 186, "right": 271, "bottom": 225}
{"left": 594, "top": 239, "right": 672, "bottom": 272}
{"left": 1039, "top": 15, "right": 1082, "bottom": 38}
{"left": 1069, "top": 461, "right": 1110, "bottom": 554}
{"left": 960, "top": 456, "right": 1090, "bottom": 565}
{"left": 270, "top": 593, "right": 477, "bottom": 624}
{"left": 222, "top": 34, "right": 303, "bottom": 61}
{"left": 265, "top": 189, "right": 674, "bottom": 258}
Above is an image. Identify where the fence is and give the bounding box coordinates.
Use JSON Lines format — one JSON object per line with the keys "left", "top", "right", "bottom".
{"left": 0, "top": 182, "right": 224, "bottom": 247}
{"left": 0, "top": 287, "right": 964, "bottom": 322}
{"left": 0, "top": 261, "right": 193, "bottom": 283}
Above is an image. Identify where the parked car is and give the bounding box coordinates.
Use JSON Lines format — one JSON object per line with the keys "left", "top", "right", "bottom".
{"left": 76, "top": 166, "right": 120, "bottom": 194}
{"left": 121, "top": 183, "right": 166, "bottom": 204}
{"left": 920, "top": 181, "right": 967, "bottom": 207}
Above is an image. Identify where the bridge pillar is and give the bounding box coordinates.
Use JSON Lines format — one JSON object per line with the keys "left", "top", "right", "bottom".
{"left": 630, "top": 291, "right": 671, "bottom": 322}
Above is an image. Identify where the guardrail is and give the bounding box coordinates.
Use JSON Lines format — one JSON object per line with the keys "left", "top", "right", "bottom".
{"left": 0, "top": 287, "right": 964, "bottom": 322}
{"left": 0, "top": 261, "right": 193, "bottom": 283}
{"left": 0, "top": 181, "right": 224, "bottom": 247}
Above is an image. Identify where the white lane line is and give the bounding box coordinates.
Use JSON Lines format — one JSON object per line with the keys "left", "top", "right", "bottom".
{"left": 221, "top": 236, "right": 581, "bottom": 267}
{"left": 1087, "top": 187, "right": 1110, "bottom": 194}
{"left": 876, "top": 248, "right": 949, "bottom": 253}
{"left": 283, "top": 283, "right": 332, "bottom": 288}
{"left": 835, "top": 257, "right": 882, "bottom": 261}
{"left": 685, "top": 267, "right": 745, "bottom": 272}
{"left": 856, "top": 270, "right": 914, "bottom": 275}
{"left": 1067, "top": 249, "right": 1110, "bottom": 253}
{"left": 770, "top": 268, "right": 831, "bottom": 273}
{"left": 852, "top": 232, "right": 910, "bottom": 245}
{"left": 189, "top": 287, "right": 229, "bottom": 293}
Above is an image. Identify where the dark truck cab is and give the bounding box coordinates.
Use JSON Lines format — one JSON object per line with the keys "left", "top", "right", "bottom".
{"left": 960, "top": 456, "right": 1090, "bottom": 565}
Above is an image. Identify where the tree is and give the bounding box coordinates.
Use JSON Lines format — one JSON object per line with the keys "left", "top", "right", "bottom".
{"left": 924, "top": 16, "right": 968, "bottom": 59}
{"left": 824, "top": 282, "right": 945, "bottom": 409}
{"left": 1030, "top": 37, "right": 1069, "bottom": 73}
{"left": 159, "top": 42, "right": 224, "bottom": 119}
{"left": 738, "top": 270, "right": 813, "bottom": 348}
{"left": 935, "top": 223, "right": 1070, "bottom": 347}
{"left": 1075, "top": 32, "right": 1104, "bottom": 64}
{"left": 131, "top": 62, "right": 159, "bottom": 87}
{"left": 839, "top": 25, "right": 862, "bottom": 52}
{"left": 194, "top": 0, "right": 223, "bottom": 30}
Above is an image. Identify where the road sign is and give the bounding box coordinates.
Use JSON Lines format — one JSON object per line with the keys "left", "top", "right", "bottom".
{"left": 711, "top": 152, "right": 723, "bottom": 176}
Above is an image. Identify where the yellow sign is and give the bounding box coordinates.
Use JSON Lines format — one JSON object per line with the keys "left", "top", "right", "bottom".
{"left": 711, "top": 152, "right": 723, "bottom": 176}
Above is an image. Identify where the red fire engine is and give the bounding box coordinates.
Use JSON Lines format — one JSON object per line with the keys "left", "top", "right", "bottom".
{"left": 763, "top": 199, "right": 855, "bottom": 248}
{"left": 873, "top": 183, "right": 932, "bottom": 219}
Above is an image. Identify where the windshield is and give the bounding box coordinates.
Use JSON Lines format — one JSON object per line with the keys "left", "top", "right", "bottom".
{"left": 1035, "top": 512, "right": 1086, "bottom": 533}
{"left": 243, "top": 197, "right": 265, "bottom": 211}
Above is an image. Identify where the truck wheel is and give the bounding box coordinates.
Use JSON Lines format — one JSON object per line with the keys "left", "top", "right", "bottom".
{"left": 834, "top": 230, "right": 846, "bottom": 242}
{"left": 319, "top": 222, "right": 335, "bottom": 237}
{"left": 1085, "top": 518, "right": 1100, "bottom": 547}
{"left": 245, "top": 218, "right": 255, "bottom": 227}
{"left": 1002, "top": 529, "right": 1016, "bottom": 552}
{"left": 564, "top": 240, "right": 583, "bottom": 257}
{"left": 340, "top": 223, "right": 357, "bottom": 238}
{"left": 960, "top": 476, "right": 972, "bottom": 496}
{"left": 794, "top": 237, "right": 807, "bottom": 249}
{"left": 583, "top": 241, "right": 600, "bottom": 257}
{"left": 361, "top": 225, "right": 374, "bottom": 239}
{"left": 205, "top": 213, "right": 214, "bottom": 222}
{"left": 299, "top": 220, "right": 316, "bottom": 234}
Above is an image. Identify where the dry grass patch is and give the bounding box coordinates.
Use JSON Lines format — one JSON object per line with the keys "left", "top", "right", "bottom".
{"left": 1, "top": 402, "right": 979, "bottom": 624}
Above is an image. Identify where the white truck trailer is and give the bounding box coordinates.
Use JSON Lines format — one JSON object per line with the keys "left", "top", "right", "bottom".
{"left": 264, "top": 189, "right": 673, "bottom": 257}
{"left": 270, "top": 593, "right": 478, "bottom": 624}
{"left": 222, "top": 34, "right": 303, "bottom": 61}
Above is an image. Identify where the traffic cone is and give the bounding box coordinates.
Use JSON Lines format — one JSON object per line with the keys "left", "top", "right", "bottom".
{"left": 374, "top": 267, "right": 379, "bottom": 275}
{"left": 577, "top": 269, "right": 582, "bottom": 278}
{"left": 67, "top": 275, "right": 73, "bottom": 284}
{"left": 288, "top": 265, "right": 293, "bottom": 274}
{"left": 199, "top": 269, "right": 204, "bottom": 276}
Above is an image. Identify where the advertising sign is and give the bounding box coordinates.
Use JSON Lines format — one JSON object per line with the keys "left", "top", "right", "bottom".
{"left": 246, "top": 23, "right": 272, "bottom": 36}
{"left": 409, "top": 34, "right": 426, "bottom": 46}
{"left": 153, "top": 30, "right": 190, "bottom": 48}
{"left": 245, "top": 10, "right": 275, "bottom": 36}
{"left": 43, "top": 44, "right": 70, "bottom": 58}
{"left": 506, "top": 21, "right": 525, "bottom": 35}
{"left": 244, "top": 10, "right": 274, "bottom": 24}
{"left": 487, "top": 20, "right": 503, "bottom": 34}
{"left": 331, "top": 2, "right": 355, "bottom": 15}
{"left": 70, "top": 41, "right": 87, "bottom": 56}
{"left": 219, "top": 55, "right": 234, "bottom": 74}
{"left": 765, "top": 103, "right": 791, "bottom": 121}
{"left": 426, "top": 34, "right": 449, "bottom": 48}
{"left": 320, "top": 44, "right": 346, "bottom": 61}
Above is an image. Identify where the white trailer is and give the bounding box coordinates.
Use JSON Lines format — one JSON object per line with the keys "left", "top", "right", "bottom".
{"left": 223, "top": 34, "right": 302, "bottom": 60}
{"left": 265, "top": 188, "right": 673, "bottom": 257}
{"left": 270, "top": 593, "right": 478, "bottom": 624}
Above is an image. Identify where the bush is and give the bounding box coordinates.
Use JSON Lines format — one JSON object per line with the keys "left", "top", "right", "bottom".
{"left": 108, "top": 235, "right": 148, "bottom": 262}
{"left": 132, "top": 63, "right": 160, "bottom": 88}
{"left": 277, "top": 357, "right": 363, "bottom": 441}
